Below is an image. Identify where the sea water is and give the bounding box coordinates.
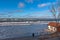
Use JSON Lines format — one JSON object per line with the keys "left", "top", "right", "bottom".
{"left": 0, "top": 24, "right": 48, "bottom": 39}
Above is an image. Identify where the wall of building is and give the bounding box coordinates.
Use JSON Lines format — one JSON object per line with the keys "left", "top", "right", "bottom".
{"left": 57, "top": 28, "right": 60, "bottom": 32}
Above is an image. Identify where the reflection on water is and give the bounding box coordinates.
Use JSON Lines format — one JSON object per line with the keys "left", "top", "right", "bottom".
{"left": 0, "top": 24, "right": 48, "bottom": 39}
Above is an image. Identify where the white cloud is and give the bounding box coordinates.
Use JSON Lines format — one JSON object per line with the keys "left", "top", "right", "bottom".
{"left": 7, "top": 10, "right": 24, "bottom": 14}
{"left": 53, "top": 2, "right": 56, "bottom": 5}
{"left": 38, "top": 4, "right": 47, "bottom": 7}
{"left": 38, "top": 3, "right": 51, "bottom": 8}
{"left": 25, "top": 0, "right": 33, "bottom": 3}
{"left": 18, "top": 2, "right": 25, "bottom": 8}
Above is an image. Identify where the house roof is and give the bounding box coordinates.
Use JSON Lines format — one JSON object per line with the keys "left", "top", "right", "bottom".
{"left": 48, "top": 22, "right": 60, "bottom": 27}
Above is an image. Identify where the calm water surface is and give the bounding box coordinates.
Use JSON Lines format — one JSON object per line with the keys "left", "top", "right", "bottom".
{"left": 0, "top": 24, "right": 48, "bottom": 39}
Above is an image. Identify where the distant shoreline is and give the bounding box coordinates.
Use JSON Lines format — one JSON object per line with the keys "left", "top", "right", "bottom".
{"left": 0, "top": 22, "right": 48, "bottom": 26}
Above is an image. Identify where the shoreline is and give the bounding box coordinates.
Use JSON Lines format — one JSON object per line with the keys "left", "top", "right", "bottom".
{"left": 0, "top": 34, "right": 60, "bottom": 40}
{"left": 0, "top": 22, "right": 48, "bottom": 26}
{"left": 0, "top": 36, "right": 39, "bottom": 40}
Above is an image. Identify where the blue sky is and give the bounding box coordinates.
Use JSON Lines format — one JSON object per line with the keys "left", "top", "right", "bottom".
{"left": 0, "top": 0, "right": 57, "bottom": 18}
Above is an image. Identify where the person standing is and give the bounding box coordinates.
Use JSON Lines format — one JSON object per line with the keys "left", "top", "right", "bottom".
{"left": 32, "top": 33, "right": 34, "bottom": 37}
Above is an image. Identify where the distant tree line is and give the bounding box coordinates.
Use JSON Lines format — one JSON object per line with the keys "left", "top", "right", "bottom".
{"left": 0, "top": 18, "right": 60, "bottom": 22}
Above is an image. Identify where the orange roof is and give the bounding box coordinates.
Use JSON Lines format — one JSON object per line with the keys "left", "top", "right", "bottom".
{"left": 48, "top": 22, "right": 60, "bottom": 27}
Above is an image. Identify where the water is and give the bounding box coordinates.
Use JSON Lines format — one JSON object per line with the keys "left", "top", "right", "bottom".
{"left": 0, "top": 24, "right": 48, "bottom": 39}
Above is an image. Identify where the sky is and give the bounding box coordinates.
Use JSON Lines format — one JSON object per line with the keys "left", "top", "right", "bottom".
{"left": 0, "top": 0, "right": 57, "bottom": 18}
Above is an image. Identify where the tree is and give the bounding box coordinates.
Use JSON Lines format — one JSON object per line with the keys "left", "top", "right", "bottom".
{"left": 50, "top": 4, "right": 57, "bottom": 22}
{"left": 57, "top": 0, "right": 60, "bottom": 21}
